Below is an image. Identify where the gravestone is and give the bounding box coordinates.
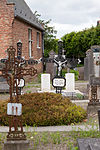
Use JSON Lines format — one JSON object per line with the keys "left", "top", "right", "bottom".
{"left": 77, "top": 67, "right": 84, "bottom": 80}
{"left": 87, "top": 75, "right": 100, "bottom": 116}
{"left": 84, "top": 45, "right": 100, "bottom": 80}
{"left": 41, "top": 74, "right": 51, "bottom": 92}
{"left": 65, "top": 73, "right": 75, "bottom": 92}
{"left": 84, "top": 49, "right": 94, "bottom": 80}
{"left": 45, "top": 50, "right": 56, "bottom": 79}
{"left": 62, "top": 73, "right": 83, "bottom": 97}
{"left": 77, "top": 138, "right": 100, "bottom": 150}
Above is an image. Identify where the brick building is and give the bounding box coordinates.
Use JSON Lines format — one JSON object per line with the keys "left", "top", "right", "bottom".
{"left": 0, "top": 0, "right": 44, "bottom": 73}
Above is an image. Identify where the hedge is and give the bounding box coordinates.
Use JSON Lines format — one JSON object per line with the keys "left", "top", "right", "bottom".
{"left": 0, "top": 93, "right": 86, "bottom": 126}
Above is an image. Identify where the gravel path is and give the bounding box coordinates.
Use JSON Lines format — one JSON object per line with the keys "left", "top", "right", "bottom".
{"left": 0, "top": 124, "right": 98, "bottom": 133}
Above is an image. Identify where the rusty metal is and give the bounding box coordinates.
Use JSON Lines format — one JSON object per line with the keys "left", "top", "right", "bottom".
{"left": 90, "top": 85, "right": 99, "bottom": 103}
{"left": 0, "top": 46, "right": 37, "bottom": 141}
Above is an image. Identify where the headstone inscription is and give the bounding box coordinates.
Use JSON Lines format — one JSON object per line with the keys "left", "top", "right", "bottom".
{"left": 0, "top": 46, "right": 37, "bottom": 142}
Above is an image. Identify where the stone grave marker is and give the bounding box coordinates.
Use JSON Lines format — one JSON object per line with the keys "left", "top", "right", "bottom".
{"left": 77, "top": 138, "right": 100, "bottom": 150}
{"left": 84, "top": 45, "right": 100, "bottom": 80}
{"left": 87, "top": 75, "right": 100, "bottom": 116}
{"left": 41, "top": 74, "right": 51, "bottom": 92}
{"left": 91, "top": 45, "right": 100, "bottom": 77}
{"left": 84, "top": 49, "right": 94, "bottom": 80}
{"left": 45, "top": 50, "right": 56, "bottom": 79}
{"left": 65, "top": 73, "right": 75, "bottom": 92}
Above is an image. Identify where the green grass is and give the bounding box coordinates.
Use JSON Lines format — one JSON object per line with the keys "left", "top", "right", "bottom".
{"left": 1, "top": 120, "right": 100, "bottom": 150}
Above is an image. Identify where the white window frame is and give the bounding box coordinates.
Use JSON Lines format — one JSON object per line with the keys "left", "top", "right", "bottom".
{"left": 37, "top": 32, "right": 40, "bottom": 48}
{"left": 28, "top": 29, "right": 33, "bottom": 58}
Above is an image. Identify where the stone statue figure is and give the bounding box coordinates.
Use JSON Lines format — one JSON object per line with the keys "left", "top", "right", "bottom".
{"left": 54, "top": 59, "right": 67, "bottom": 76}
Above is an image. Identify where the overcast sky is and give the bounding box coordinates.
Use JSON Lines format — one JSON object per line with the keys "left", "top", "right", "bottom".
{"left": 25, "top": 0, "right": 100, "bottom": 38}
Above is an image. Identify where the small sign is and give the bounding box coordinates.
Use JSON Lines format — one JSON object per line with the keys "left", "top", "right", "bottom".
{"left": 16, "top": 78, "right": 25, "bottom": 88}
{"left": 7, "top": 103, "right": 22, "bottom": 116}
{"left": 52, "top": 77, "right": 66, "bottom": 88}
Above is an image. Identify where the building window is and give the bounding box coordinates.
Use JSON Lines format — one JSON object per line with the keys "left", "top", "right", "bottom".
{"left": 37, "top": 32, "right": 40, "bottom": 48}
{"left": 28, "top": 29, "right": 32, "bottom": 57}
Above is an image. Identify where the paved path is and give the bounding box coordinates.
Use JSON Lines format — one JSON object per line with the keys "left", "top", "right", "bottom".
{"left": 0, "top": 125, "right": 98, "bottom": 132}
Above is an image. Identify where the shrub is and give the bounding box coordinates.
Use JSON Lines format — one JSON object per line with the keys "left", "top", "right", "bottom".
{"left": 70, "top": 69, "right": 79, "bottom": 81}
{"left": 0, "top": 93, "right": 86, "bottom": 126}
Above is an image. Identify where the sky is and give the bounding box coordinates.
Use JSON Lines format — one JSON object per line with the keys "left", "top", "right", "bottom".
{"left": 25, "top": 0, "right": 100, "bottom": 39}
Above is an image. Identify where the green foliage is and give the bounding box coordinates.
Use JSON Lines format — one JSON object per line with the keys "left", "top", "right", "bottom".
{"left": 70, "top": 69, "right": 79, "bottom": 81}
{"left": 34, "top": 11, "right": 58, "bottom": 57}
{"left": 62, "top": 25, "right": 100, "bottom": 58}
{"left": 76, "top": 93, "right": 84, "bottom": 100}
{"left": 62, "top": 69, "right": 67, "bottom": 77}
{"left": 0, "top": 93, "right": 86, "bottom": 126}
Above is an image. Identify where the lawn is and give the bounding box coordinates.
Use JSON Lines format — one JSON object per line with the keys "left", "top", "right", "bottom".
{"left": 0, "top": 119, "right": 100, "bottom": 150}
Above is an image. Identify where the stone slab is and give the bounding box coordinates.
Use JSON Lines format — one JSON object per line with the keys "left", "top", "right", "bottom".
{"left": 65, "top": 73, "right": 75, "bottom": 92}
{"left": 41, "top": 74, "right": 51, "bottom": 92}
{"left": 0, "top": 82, "right": 9, "bottom": 93}
{"left": 4, "top": 140, "right": 30, "bottom": 150}
{"left": 89, "top": 76, "right": 100, "bottom": 85}
{"left": 77, "top": 138, "right": 100, "bottom": 150}
{"left": 87, "top": 103, "right": 100, "bottom": 117}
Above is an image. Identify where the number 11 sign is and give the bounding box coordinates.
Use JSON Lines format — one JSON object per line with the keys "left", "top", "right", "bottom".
{"left": 7, "top": 103, "right": 22, "bottom": 116}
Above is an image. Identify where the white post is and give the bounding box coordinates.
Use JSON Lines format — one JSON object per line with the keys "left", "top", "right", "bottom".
{"left": 41, "top": 74, "right": 51, "bottom": 92}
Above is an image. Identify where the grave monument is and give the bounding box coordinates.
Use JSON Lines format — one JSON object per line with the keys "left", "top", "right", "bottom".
{"left": 41, "top": 39, "right": 82, "bottom": 96}
{"left": 84, "top": 45, "right": 100, "bottom": 80}
{"left": 41, "top": 74, "right": 51, "bottom": 92}
{"left": 45, "top": 50, "right": 56, "bottom": 79}
{"left": 0, "top": 45, "right": 37, "bottom": 150}
{"left": 87, "top": 46, "right": 100, "bottom": 116}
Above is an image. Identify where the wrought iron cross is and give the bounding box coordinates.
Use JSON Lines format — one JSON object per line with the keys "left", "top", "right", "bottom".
{"left": 0, "top": 46, "right": 37, "bottom": 141}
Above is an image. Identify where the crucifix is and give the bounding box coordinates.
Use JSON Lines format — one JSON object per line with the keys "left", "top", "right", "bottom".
{"left": 0, "top": 46, "right": 37, "bottom": 141}
{"left": 52, "top": 40, "right": 67, "bottom": 93}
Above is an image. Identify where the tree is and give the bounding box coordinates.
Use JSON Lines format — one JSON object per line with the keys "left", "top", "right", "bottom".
{"left": 34, "top": 11, "right": 58, "bottom": 57}
{"left": 62, "top": 25, "right": 100, "bottom": 59}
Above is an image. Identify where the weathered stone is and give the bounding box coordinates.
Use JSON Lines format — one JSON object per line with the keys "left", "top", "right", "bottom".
{"left": 0, "top": 82, "right": 9, "bottom": 93}
{"left": 84, "top": 49, "right": 94, "bottom": 81}
{"left": 45, "top": 50, "right": 56, "bottom": 79}
{"left": 87, "top": 103, "right": 100, "bottom": 117}
{"left": 77, "top": 138, "right": 100, "bottom": 150}
{"left": 89, "top": 75, "right": 100, "bottom": 85}
{"left": 4, "top": 140, "right": 30, "bottom": 150}
{"left": 77, "top": 67, "right": 84, "bottom": 80}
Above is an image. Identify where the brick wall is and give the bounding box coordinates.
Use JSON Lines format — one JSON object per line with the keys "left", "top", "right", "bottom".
{"left": 12, "top": 18, "right": 43, "bottom": 73}
{"left": 0, "top": 0, "right": 14, "bottom": 59}
{"left": 0, "top": 0, "right": 43, "bottom": 73}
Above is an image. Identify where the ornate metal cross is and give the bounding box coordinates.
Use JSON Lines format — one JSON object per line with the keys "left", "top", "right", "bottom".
{"left": 0, "top": 46, "right": 37, "bottom": 141}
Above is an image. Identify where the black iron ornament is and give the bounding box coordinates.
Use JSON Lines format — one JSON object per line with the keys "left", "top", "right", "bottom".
{"left": 52, "top": 39, "right": 67, "bottom": 93}
{"left": 17, "top": 40, "right": 22, "bottom": 60}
